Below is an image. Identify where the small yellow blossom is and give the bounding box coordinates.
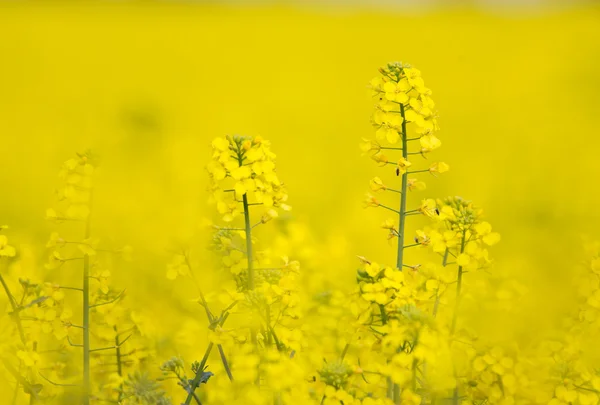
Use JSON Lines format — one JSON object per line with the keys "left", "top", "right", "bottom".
{"left": 396, "top": 157, "right": 412, "bottom": 176}
{"left": 369, "top": 177, "right": 387, "bottom": 192}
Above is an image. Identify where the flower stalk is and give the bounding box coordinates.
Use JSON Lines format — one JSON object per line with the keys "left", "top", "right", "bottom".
{"left": 82, "top": 198, "right": 92, "bottom": 405}
{"left": 450, "top": 230, "right": 467, "bottom": 335}
{"left": 242, "top": 193, "right": 255, "bottom": 290}
{"left": 396, "top": 104, "right": 409, "bottom": 272}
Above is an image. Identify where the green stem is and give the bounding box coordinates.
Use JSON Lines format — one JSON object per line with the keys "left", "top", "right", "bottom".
{"left": 0, "top": 273, "right": 26, "bottom": 344}
{"left": 217, "top": 345, "right": 234, "bottom": 381}
{"left": 340, "top": 344, "right": 349, "bottom": 360}
{"left": 183, "top": 253, "right": 234, "bottom": 382}
{"left": 451, "top": 232, "right": 467, "bottom": 405}
{"left": 450, "top": 230, "right": 467, "bottom": 334}
{"left": 266, "top": 305, "right": 272, "bottom": 346}
{"left": 82, "top": 196, "right": 92, "bottom": 405}
{"left": 11, "top": 365, "right": 20, "bottom": 405}
{"left": 184, "top": 342, "right": 213, "bottom": 405}
{"left": 183, "top": 314, "right": 230, "bottom": 405}
{"left": 393, "top": 384, "right": 400, "bottom": 403}
{"left": 379, "top": 204, "right": 400, "bottom": 215}
{"left": 242, "top": 195, "right": 254, "bottom": 290}
{"left": 236, "top": 146, "right": 255, "bottom": 291}
{"left": 432, "top": 248, "right": 449, "bottom": 318}
{"left": 114, "top": 326, "right": 123, "bottom": 402}
{"left": 396, "top": 104, "right": 409, "bottom": 271}
{"left": 379, "top": 304, "right": 388, "bottom": 325}
{"left": 390, "top": 103, "right": 410, "bottom": 405}
{"left": 236, "top": 147, "right": 260, "bottom": 382}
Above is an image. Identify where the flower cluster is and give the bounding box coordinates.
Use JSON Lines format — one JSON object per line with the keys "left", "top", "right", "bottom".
{"left": 207, "top": 135, "right": 291, "bottom": 222}
{"left": 165, "top": 135, "right": 309, "bottom": 405}
{"left": 46, "top": 151, "right": 97, "bottom": 222}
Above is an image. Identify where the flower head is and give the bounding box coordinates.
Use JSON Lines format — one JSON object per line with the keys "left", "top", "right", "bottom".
{"left": 208, "top": 135, "right": 290, "bottom": 222}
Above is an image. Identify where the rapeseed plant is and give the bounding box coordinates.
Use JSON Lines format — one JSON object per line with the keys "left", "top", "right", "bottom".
{"left": 42, "top": 152, "right": 160, "bottom": 404}
{"left": 164, "top": 134, "right": 306, "bottom": 404}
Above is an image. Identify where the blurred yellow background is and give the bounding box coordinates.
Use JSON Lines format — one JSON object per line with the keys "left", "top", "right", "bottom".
{"left": 0, "top": 0, "right": 599, "bottom": 346}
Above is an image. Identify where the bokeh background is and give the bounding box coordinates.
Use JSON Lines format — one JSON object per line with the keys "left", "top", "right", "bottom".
{"left": 0, "top": 0, "right": 599, "bottom": 388}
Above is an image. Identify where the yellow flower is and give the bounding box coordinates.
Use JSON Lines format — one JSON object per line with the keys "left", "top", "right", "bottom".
{"left": 17, "top": 350, "right": 41, "bottom": 368}
{"left": 418, "top": 198, "right": 438, "bottom": 217}
{"left": 414, "top": 230, "right": 430, "bottom": 246}
{"left": 211, "top": 136, "right": 230, "bottom": 152}
{"left": 474, "top": 221, "right": 501, "bottom": 246}
{"left": 396, "top": 157, "right": 412, "bottom": 176}
{"left": 364, "top": 262, "right": 382, "bottom": 278}
{"left": 429, "top": 162, "right": 450, "bottom": 174}
{"left": 360, "top": 138, "right": 381, "bottom": 154}
{"left": 457, "top": 253, "right": 471, "bottom": 267}
{"left": 419, "top": 133, "right": 441, "bottom": 152}
{"left": 371, "top": 152, "right": 389, "bottom": 166}
{"left": 363, "top": 194, "right": 380, "bottom": 208}
{"left": 369, "top": 177, "right": 387, "bottom": 192}
{"left": 0, "top": 234, "right": 16, "bottom": 258}
{"left": 383, "top": 81, "right": 410, "bottom": 104}
{"left": 407, "top": 178, "right": 426, "bottom": 191}
{"left": 430, "top": 230, "right": 459, "bottom": 253}
{"left": 209, "top": 135, "right": 290, "bottom": 222}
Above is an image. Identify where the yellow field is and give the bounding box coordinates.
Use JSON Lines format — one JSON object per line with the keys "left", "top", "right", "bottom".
{"left": 1, "top": 2, "right": 599, "bottom": 404}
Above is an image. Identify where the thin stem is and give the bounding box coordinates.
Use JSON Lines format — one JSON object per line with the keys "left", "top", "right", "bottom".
{"left": 183, "top": 314, "right": 231, "bottom": 405}
{"left": 11, "top": 365, "right": 20, "bottom": 405}
{"left": 238, "top": 149, "right": 259, "bottom": 367}
{"left": 114, "top": 326, "right": 123, "bottom": 403}
{"left": 396, "top": 103, "right": 409, "bottom": 272}
{"left": 38, "top": 372, "right": 79, "bottom": 387}
{"left": 266, "top": 306, "right": 273, "bottom": 346}
{"left": 379, "top": 304, "right": 388, "bottom": 325}
{"left": 60, "top": 286, "right": 83, "bottom": 292}
{"left": 0, "top": 273, "right": 26, "bottom": 344}
{"left": 378, "top": 204, "right": 400, "bottom": 215}
{"left": 392, "top": 103, "right": 409, "bottom": 405}
{"left": 184, "top": 343, "right": 213, "bottom": 405}
{"left": 82, "top": 193, "right": 93, "bottom": 405}
{"left": 242, "top": 197, "right": 254, "bottom": 290}
{"left": 340, "top": 344, "right": 349, "bottom": 361}
{"left": 217, "top": 345, "right": 234, "bottom": 381}
{"left": 183, "top": 252, "right": 214, "bottom": 323}
{"left": 183, "top": 252, "right": 234, "bottom": 382}
{"left": 450, "top": 230, "right": 467, "bottom": 334}
{"left": 432, "top": 248, "right": 449, "bottom": 318}
{"left": 89, "top": 289, "right": 125, "bottom": 308}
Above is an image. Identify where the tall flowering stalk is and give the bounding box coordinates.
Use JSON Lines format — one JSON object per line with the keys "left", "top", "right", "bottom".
{"left": 165, "top": 134, "right": 305, "bottom": 404}
{"left": 46, "top": 152, "right": 150, "bottom": 404}
{"left": 46, "top": 152, "right": 98, "bottom": 404}
{"left": 341, "top": 63, "right": 501, "bottom": 405}
{"left": 360, "top": 62, "right": 448, "bottom": 404}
